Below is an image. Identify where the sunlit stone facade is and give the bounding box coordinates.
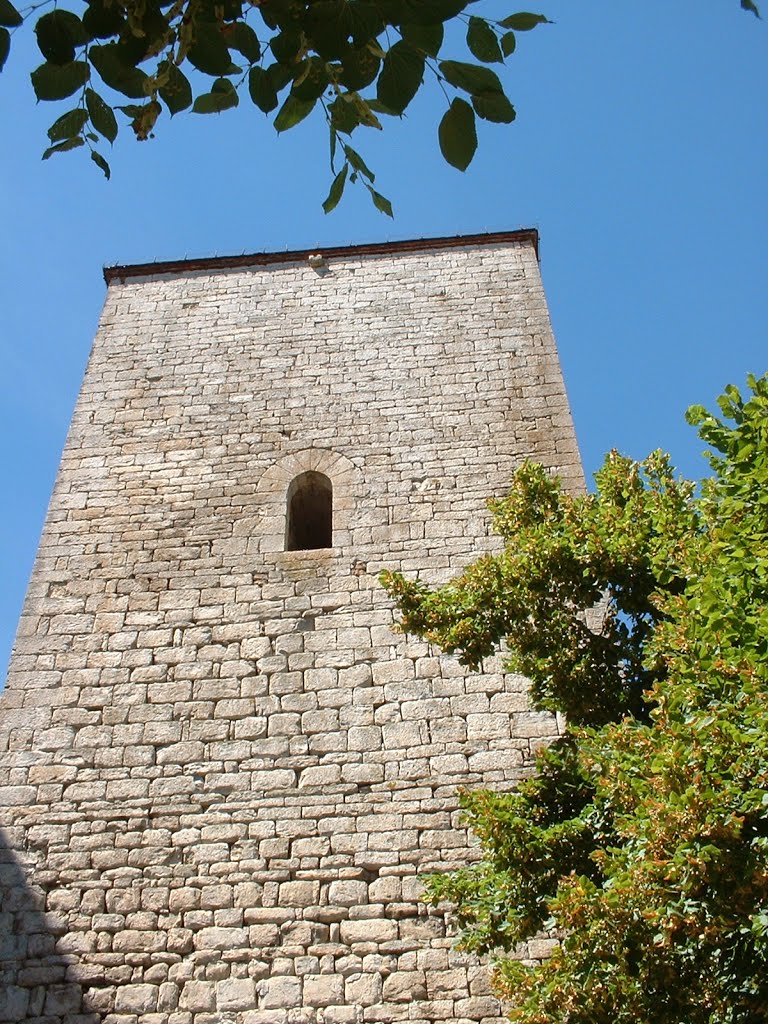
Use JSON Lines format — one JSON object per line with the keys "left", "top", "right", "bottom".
{"left": 0, "top": 231, "right": 582, "bottom": 1024}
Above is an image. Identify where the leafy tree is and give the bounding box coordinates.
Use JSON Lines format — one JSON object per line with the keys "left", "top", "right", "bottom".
{"left": 0, "top": 1, "right": 759, "bottom": 211}
{"left": 383, "top": 374, "right": 768, "bottom": 1022}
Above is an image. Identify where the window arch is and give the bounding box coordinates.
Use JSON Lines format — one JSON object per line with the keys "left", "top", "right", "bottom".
{"left": 285, "top": 471, "right": 333, "bottom": 551}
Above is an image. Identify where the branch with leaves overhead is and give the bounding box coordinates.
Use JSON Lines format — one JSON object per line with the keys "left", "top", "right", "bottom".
{"left": 0, "top": 0, "right": 550, "bottom": 212}
{"left": 0, "top": 0, "right": 760, "bottom": 212}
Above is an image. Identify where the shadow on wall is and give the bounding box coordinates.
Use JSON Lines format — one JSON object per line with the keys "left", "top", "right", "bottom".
{"left": 0, "top": 827, "right": 98, "bottom": 1023}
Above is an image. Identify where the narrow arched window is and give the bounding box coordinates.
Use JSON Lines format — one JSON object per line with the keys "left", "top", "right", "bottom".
{"left": 285, "top": 472, "right": 333, "bottom": 551}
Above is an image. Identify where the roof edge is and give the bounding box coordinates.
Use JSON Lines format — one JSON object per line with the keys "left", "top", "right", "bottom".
{"left": 103, "top": 229, "right": 539, "bottom": 285}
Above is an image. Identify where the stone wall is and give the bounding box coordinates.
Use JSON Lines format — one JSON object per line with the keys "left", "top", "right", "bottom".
{"left": 0, "top": 232, "right": 583, "bottom": 1024}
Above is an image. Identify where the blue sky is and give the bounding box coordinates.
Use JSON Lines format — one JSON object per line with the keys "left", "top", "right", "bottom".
{"left": 1, "top": 1, "right": 766, "bottom": 683}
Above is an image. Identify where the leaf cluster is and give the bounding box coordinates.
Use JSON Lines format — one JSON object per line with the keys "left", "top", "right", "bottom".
{"left": 384, "top": 374, "right": 768, "bottom": 1022}
{"left": 1, "top": 0, "right": 758, "bottom": 206}
{"left": 383, "top": 449, "right": 696, "bottom": 726}
{"left": 1, "top": 0, "right": 554, "bottom": 208}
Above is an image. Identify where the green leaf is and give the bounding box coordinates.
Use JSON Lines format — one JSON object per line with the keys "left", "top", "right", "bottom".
{"left": 366, "top": 183, "right": 393, "bottom": 217}
{"left": 501, "top": 31, "right": 516, "bottom": 56}
{"left": 188, "top": 20, "right": 232, "bottom": 76}
{"left": 128, "top": 6, "right": 168, "bottom": 58}
{"left": 116, "top": 103, "right": 145, "bottom": 118}
{"left": 740, "top": 0, "right": 760, "bottom": 13}
{"left": 338, "top": 46, "right": 381, "bottom": 90}
{"left": 322, "top": 162, "right": 348, "bottom": 214}
{"left": 274, "top": 93, "right": 316, "bottom": 132}
{"left": 355, "top": 96, "right": 382, "bottom": 129}
{"left": 0, "top": 0, "right": 21, "bottom": 28}
{"left": 305, "top": 0, "right": 354, "bottom": 60}
{"left": 439, "top": 59, "right": 503, "bottom": 95}
{"left": 347, "top": 1, "right": 385, "bottom": 44}
{"left": 82, "top": 0, "right": 125, "bottom": 39}
{"left": 467, "top": 17, "right": 503, "bottom": 63}
{"left": 229, "top": 21, "right": 261, "bottom": 62}
{"left": 472, "top": 91, "right": 515, "bottom": 123}
{"left": 248, "top": 66, "right": 278, "bottom": 113}
{"left": 0, "top": 27, "right": 9, "bottom": 72}
{"left": 292, "top": 57, "right": 331, "bottom": 101}
{"left": 499, "top": 12, "right": 551, "bottom": 30}
{"left": 193, "top": 77, "right": 239, "bottom": 113}
{"left": 47, "top": 106, "right": 88, "bottom": 141}
{"left": 438, "top": 96, "right": 477, "bottom": 170}
{"left": 90, "top": 43, "right": 148, "bottom": 98}
{"left": 31, "top": 60, "right": 89, "bottom": 101}
{"left": 377, "top": 40, "right": 424, "bottom": 115}
{"left": 42, "top": 135, "right": 84, "bottom": 159}
{"left": 398, "top": 0, "right": 469, "bottom": 26}
{"left": 90, "top": 148, "right": 111, "bottom": 179}
{"left": 270, "top": 29, "right": 302, "bottom": 63}
{"left": 117, "top": 98, "right": 161, "bottom": 139}
{"left": 85, "top": 87, "right": 118, "bottom": 141}
{"left": 35, "top": 10, "right": 88, "bottom": 66}
{"left": 217, "top": 0, "right": 244, "bottom": 20}
{"left": 329, "top": 94, "right": 360, "bottom": 134}
{"left": 268, "top": 61, "right": 294, "bottom": 93}
{"left": 158, "top": 61, "right": 192, "bottom": 115}
{"left": 365, "top": 98, "right": 397, "bottom": 116}
{"left": 343, "top": 144, "right": 375, "bottom": 181}
{"left": 400, "top": 22, "right": 444, "bottom": 57}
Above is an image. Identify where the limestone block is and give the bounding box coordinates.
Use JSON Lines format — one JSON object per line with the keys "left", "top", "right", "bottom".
{"left": 320, "top": 1009, "right": 360, "bottom": 1024}
{"left": 467, "top": 966, "right": 494, "bottom": 995}
{"left": 345, "top": 972, "right": 382, "bottom": 1006}
{"left": 279, "top": 880, "right": 319, "bottom": 907}
{"left": 328, "top": 880, "right": 367, "bottom": 907}
{"left": 158, "top": 983, "right": 181, "bottom": 1011}
{"left": 347, "top": 726, "right": 382, "bottom": 751}
{"left": 361, "top": 1002, "right": 410, "bottom": 1023}
{"left": 156, "top": 741, "right": 205, "bottom": 764}
{"left": 258, "top": 975, "right": 302, "bottom": 1009}
{"left": 510, "top": 711, "right": 558, "bottom": 738}
{"left": 169, "top": 888, "right": 200, "bottom": 912}
{"left": 0, "top": 986, "right": 29, "bottom": 1018}
{"left": 368, "top": 877, "right": 401, "bottom": 902}
{"left": 382, "top": 722, "right": 425, "bottom": 748}
{"left": 299, "top": 764, "right": 342, "bottom": 788}
{"left": 241, "top": 637, "right": 273, "bottom": 660}
{"left": 234, "top": 716, "right": 268, "bottom": 739}
{"left": 251, "top": 769, "right": 297, "bottom": 789}
{"left": 427, "top": 968, "right": 467, "bottom": 995}
{"left": 179, "top": 981, "right": 215, "bottom": 1012}
{"left": 0, "top": 785, "right": 36, "bottom": 805}
{"left": 302, "top": 974, "right": 345, "bottom": 1006}
{"left": 247, "top": 923, "right": 281, "bottom": 945}
{"left": 339, "top": 919, "right": 398, "bottom": 944}
{"left": 112, "top": 929, "right": 167, "bottom": 953}
{"left": 195, "top": 926, "right": 249, "bottom": 950}
{"left": 217, "top": 978, "right": 256, "bottom": 1010}
{"left": 200, "top": 884, "right": 233, "bottom": 909}
{"left": 453, "top": 996, "right": 501, "bottom": 1018}
{"left": 114, "top": 985, "right": 159, "bottom": 1013}
{"left": 382, "top": 971, "right": 427, "bottom": 1001}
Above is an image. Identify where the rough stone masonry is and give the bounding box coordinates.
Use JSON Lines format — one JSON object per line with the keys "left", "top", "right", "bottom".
{"left": 0, "top": 231, "right": 584, "bottom": 1024}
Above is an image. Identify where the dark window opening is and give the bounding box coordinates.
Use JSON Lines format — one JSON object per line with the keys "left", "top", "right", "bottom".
{"left": 286, "top": 472, "right": 333, "bottom": 551}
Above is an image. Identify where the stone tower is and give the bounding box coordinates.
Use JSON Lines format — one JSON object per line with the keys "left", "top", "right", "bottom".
{"left": 0, "top": 231, "right": 583, "bottom": 1024}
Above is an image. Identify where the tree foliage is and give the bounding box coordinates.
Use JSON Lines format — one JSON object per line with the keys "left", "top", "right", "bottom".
{"left": 0, "top": 0, "right": 759, "bottom": 209}
{"left": 382, "top": 374, "right": 768, "bottom": 1022}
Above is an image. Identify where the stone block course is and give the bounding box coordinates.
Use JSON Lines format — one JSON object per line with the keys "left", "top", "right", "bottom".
{"left": 0, "top": 232, "right": 581, "bottom": 1023}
